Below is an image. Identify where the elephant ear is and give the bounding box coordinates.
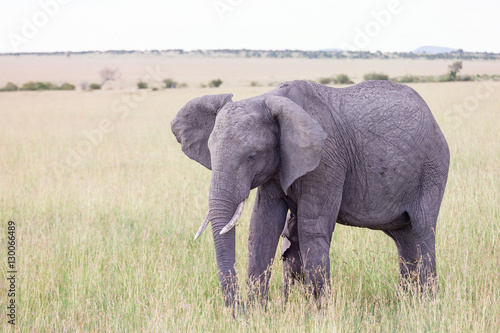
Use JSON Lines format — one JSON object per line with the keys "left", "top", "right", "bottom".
{"left": 171, "top": 94, "right": 233, "bottom": 169}
{"left": 265, "top": 95, "right": 327, "bottom": 195}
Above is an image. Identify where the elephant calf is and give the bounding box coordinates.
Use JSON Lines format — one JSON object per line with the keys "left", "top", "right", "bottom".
{"left": 171, "top": 80, "right": 449, "bottom": 308}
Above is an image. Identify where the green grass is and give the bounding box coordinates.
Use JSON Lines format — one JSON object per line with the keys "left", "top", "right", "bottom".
{"left": 0, "top": 83, "right": 499, "bottom": 331}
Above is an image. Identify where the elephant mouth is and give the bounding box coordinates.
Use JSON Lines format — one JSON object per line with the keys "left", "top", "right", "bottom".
{"left": 193, "top": 200, "right": 245, "bottom": 240}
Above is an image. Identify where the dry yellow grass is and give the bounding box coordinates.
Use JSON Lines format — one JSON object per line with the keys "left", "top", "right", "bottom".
{"left": 0, "top": 65, "right": 499, "bottom": 331}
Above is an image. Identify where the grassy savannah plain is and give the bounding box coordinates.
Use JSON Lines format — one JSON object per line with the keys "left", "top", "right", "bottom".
{"left": 0, "top": 56, "right": 499, "bottom": 331}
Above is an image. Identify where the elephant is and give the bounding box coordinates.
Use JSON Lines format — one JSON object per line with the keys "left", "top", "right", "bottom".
{"left": 170, "top": 80, "right": 449, "bottom": 308}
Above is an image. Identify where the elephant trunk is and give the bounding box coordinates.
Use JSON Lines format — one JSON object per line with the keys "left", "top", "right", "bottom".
{"left": 208, "top": 173, "right": 247, "bottom": 308}
{"left": 209, "top": 207, "right": 239, "bottom": 307}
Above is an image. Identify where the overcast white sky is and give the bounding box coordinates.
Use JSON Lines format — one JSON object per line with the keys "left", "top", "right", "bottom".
{"left": 1, "top": 0, "right": 499, "bottom": 53}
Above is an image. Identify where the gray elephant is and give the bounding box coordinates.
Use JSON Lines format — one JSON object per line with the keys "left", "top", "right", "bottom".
{"left": 171, "top": 80, "right": 449, "bottom": 308}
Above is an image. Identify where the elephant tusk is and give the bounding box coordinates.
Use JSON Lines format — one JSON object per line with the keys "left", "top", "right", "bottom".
{"left": 194, "top": 212, "right": 210, "bottom": 240}
{"left": 220, "top": 201, "right": 245, "bottom": 235}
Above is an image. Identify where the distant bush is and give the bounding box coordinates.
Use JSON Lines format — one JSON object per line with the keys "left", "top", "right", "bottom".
{"left": 0, "top": 82, "right": 19, "bottom": 92}
{"left": 423, "top": 76, "right": 436, "bottom": 82}
{"left": 89, "top": 83, "right": 101, "bottom": 90}
{"left": 41, "top": 82, "right": 59, "bottom": 90}
{"left": 335, "top": 74, "right": 353, "bottom": 84}
{"left": 59, "top": 83, "right": 75, "bottom": 90}
{"left": 21, "top": 82, "right": 37, "bottom": 90}
{"left": 163, "top": 78, "right": 177, "bottom": 88}
{"left": 177, "top": 82, "right": 188, "bottom": 88}
{"left": 208, "top": 79, "right": 223, "bottom": 88}
{"left": 395, "top": 75, "right": 420, "bottom": 83}
{"left": 475, "top": 74, "right": 500, "bottom": 81}
{"left": 18, "top": 81, "right": 75, "bottom": 91}
{"left": 137, "top": 82, "right": 148, "bottom": 89}
{"left": 438, "top": 73, "right": 454, "bottom": 82}
{"left": 319, "top": 74, "right": 353, "bottom": 85}
{"left": 319, "top": 77, "right": 333, "bottom": 85}
{"left": 250, "top": 81, "right": 261, "bottom": 87}
{"left": 363, "top": 72, "right": 389, "bottom": 81}
{"left": 20, "top": 81, "right": 54, "bottom": 91}
{"left": 392, "top": 75, "right": 436, "bottom": 83}
{"left": 456, "top": 75, "right": 474, "bottom": 82}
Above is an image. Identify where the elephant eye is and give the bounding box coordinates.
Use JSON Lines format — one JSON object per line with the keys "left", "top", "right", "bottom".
{"left": 247, "top": 152, "right": 257, "bottom": 162}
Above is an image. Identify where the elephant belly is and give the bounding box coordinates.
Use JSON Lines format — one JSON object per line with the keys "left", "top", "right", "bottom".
{"left": 337, "top": 167, "right": 416, "bottom": 230}
{"left": 336, "top": 208, "right": 411, "bottom": 230}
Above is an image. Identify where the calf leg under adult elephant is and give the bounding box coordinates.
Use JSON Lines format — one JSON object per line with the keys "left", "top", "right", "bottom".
{"left": 281, "top": 212, "right": 303, "bottom": 301}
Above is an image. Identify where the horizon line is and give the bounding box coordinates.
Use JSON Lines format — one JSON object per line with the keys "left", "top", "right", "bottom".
{"left": 1, "top": 47, "right": 499, "bottom": 56}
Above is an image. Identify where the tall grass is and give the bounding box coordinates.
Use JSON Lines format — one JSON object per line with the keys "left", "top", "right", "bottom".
{"left": 0, "top": 83, "right": 498, "bottom": 331}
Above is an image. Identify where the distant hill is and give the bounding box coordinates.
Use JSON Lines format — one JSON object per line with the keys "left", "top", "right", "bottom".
{"left": 412, "top": 46, "right": 458, "bottom": 54}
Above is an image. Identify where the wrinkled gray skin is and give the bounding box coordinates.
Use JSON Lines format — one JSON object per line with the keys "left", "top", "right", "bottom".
{"left": 171, "top": 80, "right": 449, "bottom": 309}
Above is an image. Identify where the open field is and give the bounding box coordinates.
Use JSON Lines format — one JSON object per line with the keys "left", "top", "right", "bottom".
{"left": 1, "top": 54, "right": 500, "bottom": 89}
{"left": 1, "top": 59, "right": 499, "bottom": 331}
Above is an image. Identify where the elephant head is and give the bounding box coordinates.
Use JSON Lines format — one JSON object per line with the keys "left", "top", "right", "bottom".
{"left": 171, "top": 92, "right": 327, "bottom": 307}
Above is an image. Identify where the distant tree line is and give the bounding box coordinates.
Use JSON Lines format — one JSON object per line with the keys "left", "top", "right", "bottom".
{"left": 1, "top": 49, "right": 499, "bottom": 61}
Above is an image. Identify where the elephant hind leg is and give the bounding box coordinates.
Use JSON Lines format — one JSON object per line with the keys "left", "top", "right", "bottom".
{"left": 281, "top": 212, "right": 303, "bottom": 301}
{"left": 404, "top": 181, "right": 446, "bottom": 292}
{"left": 383, "top": 227, "right": 419, "bottom": 289}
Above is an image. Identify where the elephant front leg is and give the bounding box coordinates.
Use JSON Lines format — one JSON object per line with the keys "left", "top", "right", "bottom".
{"left": 247, "top": 180, "right": 288, "bottom": 307}
{"left": 297, "top": 180, "right": 342, "bottom": 306}
{"left": 299, "top": 228, "right": 332, "bottom": 303}
{"left": 281, "top": 211, "right": 303, "bottom": 302}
